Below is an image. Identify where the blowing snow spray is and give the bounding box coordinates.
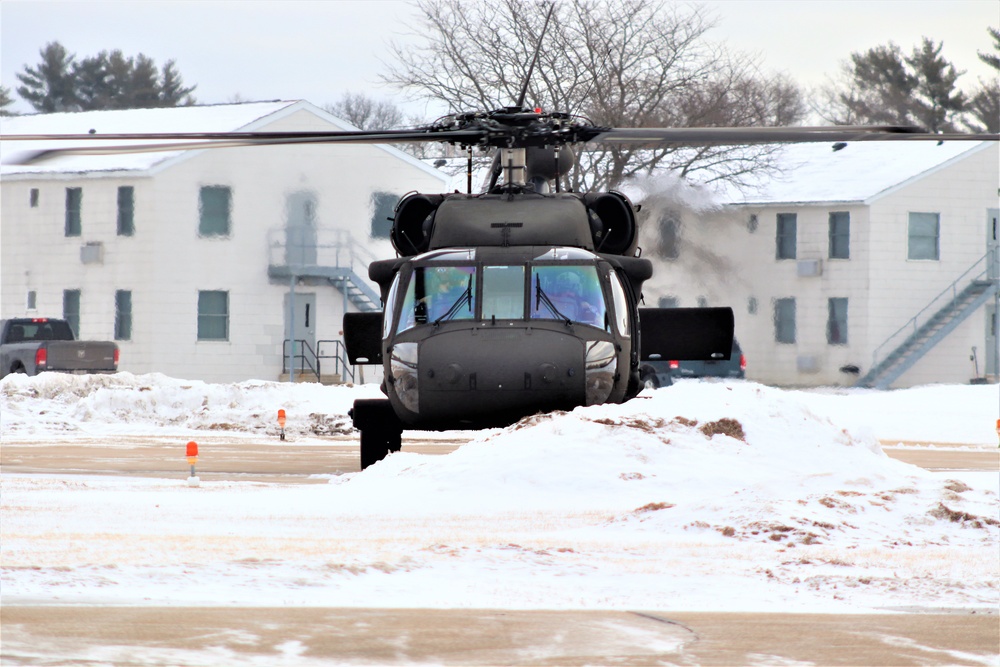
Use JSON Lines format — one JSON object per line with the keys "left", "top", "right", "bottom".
{"left": 186, "top": 441, "right": 200, "bottom": 487}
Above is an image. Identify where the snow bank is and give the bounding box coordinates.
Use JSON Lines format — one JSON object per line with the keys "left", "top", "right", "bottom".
{"left": 2, "top": 375, "right": 997, "bottom": 611}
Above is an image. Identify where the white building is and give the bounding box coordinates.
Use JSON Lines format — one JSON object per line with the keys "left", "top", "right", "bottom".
{"left": 1, "top": 101, "right": 450, "bottom": 383}
{"left": 642, "top": 140, "right": 999, "bottom": 388}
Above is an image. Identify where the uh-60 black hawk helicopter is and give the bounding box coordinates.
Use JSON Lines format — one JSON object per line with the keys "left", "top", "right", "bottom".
{"left": 336, "top": 109, "right": 995, "bottom": 468}
{"left": 6, "top": 71, "right": 996, "bottom": 470}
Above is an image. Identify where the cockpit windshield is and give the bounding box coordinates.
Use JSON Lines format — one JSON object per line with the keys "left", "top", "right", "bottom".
{"left": 394, "top": 261, "right": 609, "bottom": 333}
{"left": 397, "top": 265, "right": 477, "bottom": 334}
{"left": 530, "top": 265, "right": 607, "bottom": 328}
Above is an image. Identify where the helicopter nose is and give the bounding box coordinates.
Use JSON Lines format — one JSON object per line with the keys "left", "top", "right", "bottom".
{"left": 415, "top": 327, "right": 585, "bottom": 421}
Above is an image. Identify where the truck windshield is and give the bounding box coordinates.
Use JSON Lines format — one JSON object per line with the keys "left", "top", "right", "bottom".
{"left": 530, "top": 265, "right": 607, "bottom": 328}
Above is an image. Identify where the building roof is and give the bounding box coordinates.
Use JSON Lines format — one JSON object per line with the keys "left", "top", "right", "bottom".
{"left": 717, "top": 140, "right": 993, "bottom": 206}
{"left": 1, "top": 101, "right": 307, "bottom": 175}
{"left": 0, "top": 101, "right": 448, "bottom": 183}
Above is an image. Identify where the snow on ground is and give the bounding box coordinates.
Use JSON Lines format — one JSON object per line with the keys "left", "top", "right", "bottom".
{"left": 1, "top": 373, "right": 998, "bottom": 613}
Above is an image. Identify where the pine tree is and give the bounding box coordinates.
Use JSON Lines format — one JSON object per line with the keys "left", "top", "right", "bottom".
{"left": 819, "top": 38, "right": 971, "bottom": 132}
{"left": 967, "top": 27, "right": 1000, "bottom": 133}
{"left": 74, "top": 52, "right": 113, "bottom": 110}
{"left": 905, "top": 38, "right": 966, "bottom": 132}
{"left": 16, "top": 43, "right": 197, "bottom": 112}
{"left": 159, "top": 60, "right": 196, "bottom": 106}
{"left": 979, "top": 27, "right": 1000, "bottom": 71}
{"left": 16, "top": 42, "right": 78, "bottom": 112}
{"left": 0, "top": 85, "right": 15, "bottom": 116}
{"left": 841, "top": 43, "right": 918, "bottom": 126}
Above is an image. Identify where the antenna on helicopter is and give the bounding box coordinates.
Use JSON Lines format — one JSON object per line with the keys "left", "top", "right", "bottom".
{"left": 485, "top": 2, "right": 557, "bottom": 194}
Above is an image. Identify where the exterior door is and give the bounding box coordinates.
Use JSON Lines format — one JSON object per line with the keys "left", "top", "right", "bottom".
{"left": 988, "top": 209, "right": 999, "bottom": 378}
{"left": 285, "top": 191, "right": 318, "bottom": 267}
{"left": 284, "top": 292, "right": 317, "bottom": 363}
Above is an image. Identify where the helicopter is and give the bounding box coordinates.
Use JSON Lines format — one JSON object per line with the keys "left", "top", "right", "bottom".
{"left": 4, "top": 55, "right": 997, "bottom": 471}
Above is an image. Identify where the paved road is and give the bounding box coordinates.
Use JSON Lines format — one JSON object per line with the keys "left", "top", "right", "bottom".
{"left": 2, "top": 607, "right": 997, "bottom": 665}
{"left": 2, "top": 435, "right": 996, "bottom": 479}
{"left": 2, "top": 435, "right": 997, "bottom": 665}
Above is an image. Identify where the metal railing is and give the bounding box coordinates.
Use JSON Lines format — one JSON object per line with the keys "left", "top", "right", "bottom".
{"left": 267, "top": 227, "right": 380, "bottom": 278}
{"left": 281, "top": 338, "right": 355, "bottom": 383}
{"left": 282, "top": 339, "right": 321, "bottom": 381}
{"left": 870, "top": 250, "right": 998, "bottom": 369}
{"left": 317, "top": 339, "right": 355, "bottom": 383}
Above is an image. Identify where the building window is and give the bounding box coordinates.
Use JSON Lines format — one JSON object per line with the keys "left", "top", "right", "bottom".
{"left": 776, "top": 213, "right": 796, "bottom": 259}
{"left": 747, "top": 213, "right": 758, "bottom": 233}
{"left": 197, "top": 290, "right": 229, "bottom": 340}
{"left": 658, "top": 296, "right": 678, "bottom": 308}
{"left": 828, "top": 211, "right": 850, "bottom": 259}
{"left": 115, "top": 290, "right": 132, "bottom": 341}
{"left": 30, "top": 188, "right": 39, "bottom": 207}
{"left": 774, "top": 297, "right": 796, "bottom": 344}
{"left": 658, "top": 210, "right": 681, "bottom": 259}
{"left": 747, "top": 296, "right": 758, "bottom": 315}
{"left": 199, "top": 186, "right": 231, "bottom": 237}
{"left": 117, "top": 186, "right": 135, "bottom": 236}
{"left": 908, "top": 212, "right": 940, "bottom": 260}
{"left": 26, "top": 290, "right": 37, "bottom": 310}
{"left": 370, "top": 191, "right": 397, "bottom": 239}
{"left": 827, "top": 297, "right": 848, "bottom": 345}
{"left": 65, "top": 187, "right": 82, "bottom": 237}
{"left": 63, "top": 289, "right": 81, "bottom": 339}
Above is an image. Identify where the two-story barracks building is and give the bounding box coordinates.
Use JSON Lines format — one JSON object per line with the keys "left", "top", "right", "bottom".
{"left": 1, "top": 101, "right": 449, "bottom": 383}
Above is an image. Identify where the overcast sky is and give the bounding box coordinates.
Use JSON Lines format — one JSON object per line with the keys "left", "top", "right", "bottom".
{"left": 1, "top": 0, "right": 996, "bottom": 119}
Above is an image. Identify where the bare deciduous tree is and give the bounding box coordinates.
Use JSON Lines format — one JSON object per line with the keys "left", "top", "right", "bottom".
{"left": 323, "top": 92, "right": 406, "bottom": 130}
{"left": 382, "top": 0, "right": 805, "bottom": 191}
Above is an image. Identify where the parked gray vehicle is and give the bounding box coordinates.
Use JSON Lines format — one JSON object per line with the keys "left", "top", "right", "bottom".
{"left": 0, "top": 318, "right": 118, "bottom": 379}
{"left": 640, "top": 338, "right": 745, "bottom": 388}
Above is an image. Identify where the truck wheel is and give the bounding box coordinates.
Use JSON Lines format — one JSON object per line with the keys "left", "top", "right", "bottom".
{"left": 640, "top": 367, "right": 660, "bottom": 390}
{"left": 350, "top": 398, "right": 403, "bottom": 470}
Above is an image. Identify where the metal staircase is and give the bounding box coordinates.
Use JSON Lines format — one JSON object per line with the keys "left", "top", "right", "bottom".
{"left": 858, "top": 252, "right": 999, "bottom": 389}
{"left": 267, "top": 227, "right": 382, "bottom": 312}
{"left": 328, "top": 272, "right": 381, "bottom": 312}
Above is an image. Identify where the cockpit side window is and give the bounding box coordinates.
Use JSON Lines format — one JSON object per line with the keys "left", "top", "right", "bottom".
{"left": 396, "top": 265, "right": 477, "bottom": 333}
{"left": 530, "top": 265, "right": 607, "bottom": 328}
{"left": 383, "top": 273, "right": 401, "bottom": 339}
{"left": 608, "top": 270, "right": 630, "bottom": 336}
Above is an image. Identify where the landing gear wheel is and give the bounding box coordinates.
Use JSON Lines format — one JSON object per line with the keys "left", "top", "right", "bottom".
{"left": 350, "top": 398, "right": 403, "bottom": 470}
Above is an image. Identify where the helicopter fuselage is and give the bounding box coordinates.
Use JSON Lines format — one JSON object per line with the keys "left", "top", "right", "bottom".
{"left": 344, "top": 190, "right": 734, "bottom": 467}
{"left": 380, "top": 245, "right": 635, "bottom": 429}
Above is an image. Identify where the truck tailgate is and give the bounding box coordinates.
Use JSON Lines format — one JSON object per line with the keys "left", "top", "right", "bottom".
{"left": 45, "top": 341, "right": 118, "bottom": 372}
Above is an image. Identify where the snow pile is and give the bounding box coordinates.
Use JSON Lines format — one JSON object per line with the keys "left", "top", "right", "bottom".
{"left": 2, "top": 374, "right": 997, "bottom": 611}
{"left": 0, "top": 371, "right": 382, "bottom": 438}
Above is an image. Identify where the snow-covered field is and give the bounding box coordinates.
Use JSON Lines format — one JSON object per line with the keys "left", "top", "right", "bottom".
{"left": 1, "top": 372, "right": 997, "bottom": 612}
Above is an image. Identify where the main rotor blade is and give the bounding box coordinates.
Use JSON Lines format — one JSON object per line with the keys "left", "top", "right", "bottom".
{"left": 590, "top": 126, "right": 999, "bottom": 145}
{"left": 1, "top": 129, "right": 486, "bottom": 165}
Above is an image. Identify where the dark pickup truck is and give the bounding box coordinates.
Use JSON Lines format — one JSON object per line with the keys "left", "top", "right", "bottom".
{"left": 0, "top": 318, "right": 119, "bottom": 379}
{"left": 640, "top": 338, "right": 746, "bottom": 389}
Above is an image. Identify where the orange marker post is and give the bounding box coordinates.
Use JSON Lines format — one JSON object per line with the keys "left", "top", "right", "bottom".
{"left": 186, "top": 441, "right": 200, "bottom": 487}
{"left": 995, "top": 418, "right": 999, "bottom": 448}
{"left": 278, "top": 409, "right": 287, "bottom": 441}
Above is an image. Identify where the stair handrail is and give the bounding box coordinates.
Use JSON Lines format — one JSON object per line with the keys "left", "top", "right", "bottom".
{"left": 282, "top": 338, "right": 321, "bottom": 381}
{"left": 268, "top": 227, "right": 381, "bottom": 278}
{"left": 317, "top": 339, "right": 355, "bottom": 383}
{"left": 870, "top": 251, "right": 995, "bottom": 369}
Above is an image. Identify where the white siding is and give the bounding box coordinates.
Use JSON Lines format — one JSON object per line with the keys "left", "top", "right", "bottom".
{"left": 641, "top": 143, "right": 999, "bottom": 387}
{"left": 1, "top": 104, "right": 448, "bottom": 383}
